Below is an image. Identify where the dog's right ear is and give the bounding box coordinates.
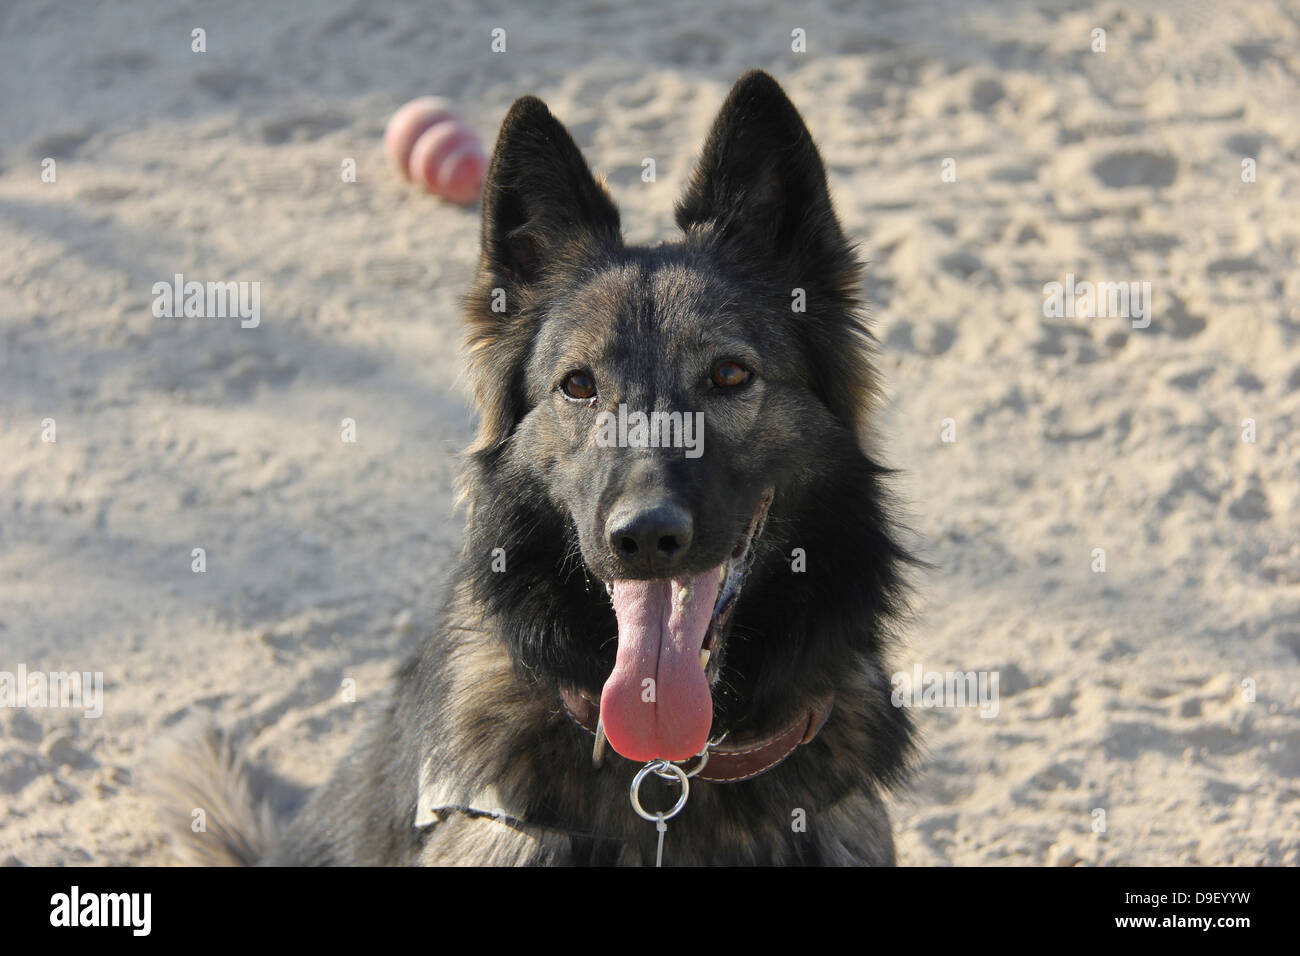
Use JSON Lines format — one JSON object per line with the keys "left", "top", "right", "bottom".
{"left": 465, "top": 97, "right": 620, "bottom": 457}
{"left": 476, "top": 96, "right": 622, "bottom": 291}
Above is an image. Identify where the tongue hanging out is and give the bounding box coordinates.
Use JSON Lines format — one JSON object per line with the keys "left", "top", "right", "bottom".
{"left": 600, "top": 569, "right": 721, "bottom": 762}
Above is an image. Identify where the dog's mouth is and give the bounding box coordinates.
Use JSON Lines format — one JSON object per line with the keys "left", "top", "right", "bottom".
{"left": 597, "top": 489, "right": 773, "bottom": 762}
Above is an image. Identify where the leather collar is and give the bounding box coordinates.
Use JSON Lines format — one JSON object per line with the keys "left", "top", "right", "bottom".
{"left": 560, "top": 688, "right": 834, "bottom": 783}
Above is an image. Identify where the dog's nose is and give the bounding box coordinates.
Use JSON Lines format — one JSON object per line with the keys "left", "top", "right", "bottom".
{"left": 606, "top": 501, "right": 694, "bottom": 575}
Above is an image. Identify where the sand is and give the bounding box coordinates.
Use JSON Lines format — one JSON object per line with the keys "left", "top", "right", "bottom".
{"left": 1, "top": 0, "right": 1297, "bottom": 866}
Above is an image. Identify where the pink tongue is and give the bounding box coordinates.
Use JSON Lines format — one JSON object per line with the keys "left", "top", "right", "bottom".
{"left": 600, "top": 570, "right": 721, "bottom": 762}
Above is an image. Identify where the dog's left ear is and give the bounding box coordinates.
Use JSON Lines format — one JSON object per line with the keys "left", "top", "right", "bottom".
{"left": 676, "top": 71, "right": 851, "bottom": 278}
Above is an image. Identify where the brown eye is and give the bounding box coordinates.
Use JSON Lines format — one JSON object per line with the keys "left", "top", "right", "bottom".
{"left": 710, "top": 360, "right": 751, "bottom": 390}
{"left": 561, "top": 371, "right": 597, "bottom": 401}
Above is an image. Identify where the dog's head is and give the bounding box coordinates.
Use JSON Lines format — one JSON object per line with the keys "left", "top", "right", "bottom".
{"left": 461, "top": 71, "right": 906, "bottom": 764}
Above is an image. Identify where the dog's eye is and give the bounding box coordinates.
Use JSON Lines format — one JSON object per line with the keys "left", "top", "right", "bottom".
{"left": 561, "top": 371, "right": 597, "bottom": 401}
{"left": 710, "top": 361, "right": 751, "bottom": 390}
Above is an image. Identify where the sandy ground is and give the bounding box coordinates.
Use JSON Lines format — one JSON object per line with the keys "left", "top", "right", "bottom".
{"left": 1, "top": 0, "right": 1297, "bottom": 866}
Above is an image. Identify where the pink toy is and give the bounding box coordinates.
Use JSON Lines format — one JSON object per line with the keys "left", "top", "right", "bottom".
{"left": 384, "top": 96, "right": 487, "bottom": 205}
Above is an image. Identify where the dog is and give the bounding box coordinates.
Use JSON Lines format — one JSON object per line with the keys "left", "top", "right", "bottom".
{"left": 152, "top": 70, "right": 915, "bottom": 866}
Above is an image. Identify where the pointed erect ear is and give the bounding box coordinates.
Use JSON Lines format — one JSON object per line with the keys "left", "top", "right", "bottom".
{"left": 466, "top": 97, "right": 620, "bottom": 456}
{"left": 477, "top": 96, "right": 622, "bottom": 289}
{"left": 675, "top": 71, "right": 850, "bottom": 275}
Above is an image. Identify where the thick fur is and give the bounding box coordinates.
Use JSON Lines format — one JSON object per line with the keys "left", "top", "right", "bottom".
{"left": 154, "top": 71, "right": 914, "bottom": 866}
{"left": 144, "top": 720, "right": 277, "bottom": 867}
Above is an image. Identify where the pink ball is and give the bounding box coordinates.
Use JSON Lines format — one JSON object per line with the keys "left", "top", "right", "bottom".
{"left": 408, "top": 119, "right": 486, "bottom": 205}
{"left": 384, "top": 96, "right": 459, "bottom": 180}
{"left": 437, "top": 148, "right": 488, "bottom": 205}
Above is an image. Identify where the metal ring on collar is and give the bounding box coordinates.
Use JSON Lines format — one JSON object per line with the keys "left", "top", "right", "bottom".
{"left": 630, "top": 760, "right": 690, "bottom": 823}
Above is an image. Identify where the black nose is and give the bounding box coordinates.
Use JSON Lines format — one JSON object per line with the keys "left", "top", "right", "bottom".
{"left": 606, "top": 501, "right": 694, "bottom": 575}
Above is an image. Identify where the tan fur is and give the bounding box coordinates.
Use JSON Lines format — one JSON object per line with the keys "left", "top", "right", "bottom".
{"left": 142, "top": 720, "right": 275, "bottom": 866}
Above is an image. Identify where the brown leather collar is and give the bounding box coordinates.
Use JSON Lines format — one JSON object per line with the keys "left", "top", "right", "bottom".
{"left": 559, "top": 688, "right": 834, "bottom": 783}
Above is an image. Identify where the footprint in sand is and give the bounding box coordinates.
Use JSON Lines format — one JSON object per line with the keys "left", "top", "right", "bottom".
{"left": 40, "top": 733, "right": 97, "bottom": 770}
{"left": 191, "top": 348, "right": 299, "bottom": 394}
{"left": 1091, "top": 149, "right": 1178, "bottom": 189}
{"left": 938, "top": 250, "right": 984, "bottom": 280}
{"left": 1164, "top": 294, "right": 1208, "bottom": 338}
{"left": 1232, "top": 43, "right": 1276, "bottom": 68}
{"left": 29, "top": 128, "right": 94, "bottom": 159}
{"left": 193, "top": 68, "right": 268, "bottom": 101}
{"left": 969, "top": 76, "right": 1006, "bottom": 112}
{"left": 1207, "top": 257, "right": 1264, "bottom": 276}
{"left": 260, "top": 112, "right": 350, "bottom": 145}
{"left": 1224, "top": 132, "right": 1264, "bottom": 156}
{"left": 0, "top": 750, "right": 46, "bottom": 795}
{"left": 1226, "top": 476, "right": 1270, "bottom": 522}
{"left": 77, "top": 184, "right": 136, "bottom": 204}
